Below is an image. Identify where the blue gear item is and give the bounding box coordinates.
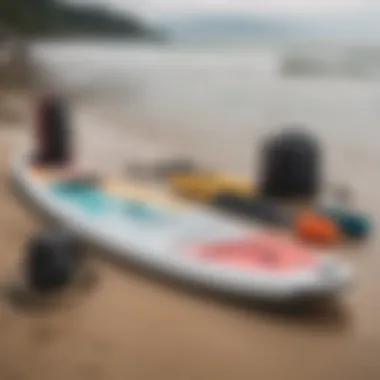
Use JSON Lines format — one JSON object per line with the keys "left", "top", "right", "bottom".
{"left": 320, "top": 207, "right": 371, "bottom": 240}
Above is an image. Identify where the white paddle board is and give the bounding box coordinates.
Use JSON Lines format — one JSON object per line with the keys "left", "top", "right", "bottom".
{"left": 11, "top": 155, "right": 352, "bottom": 302}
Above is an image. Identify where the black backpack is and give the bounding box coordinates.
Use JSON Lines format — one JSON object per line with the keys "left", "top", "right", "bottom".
{"left": 259, "top": 129, "right": 321, "bottom": 200}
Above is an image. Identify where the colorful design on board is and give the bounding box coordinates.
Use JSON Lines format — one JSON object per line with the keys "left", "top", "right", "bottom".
{"left": 30, "top": 167, "right": 187, "bottom": 213}
{"left": 50, "top": 179, "right": 176, "bottom": 223}
{"left": 187, "top": 235, "right": 317, "bottom": 271}
{"left": 51, "top": 181, "right": 117, "bottom": 216}
{"left": 49, "top": 179, "right": 248, "bottom": 242}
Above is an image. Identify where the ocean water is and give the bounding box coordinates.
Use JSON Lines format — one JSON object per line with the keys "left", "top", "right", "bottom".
{"left": 29, "top": 40, "right": 380, "bottom": 187}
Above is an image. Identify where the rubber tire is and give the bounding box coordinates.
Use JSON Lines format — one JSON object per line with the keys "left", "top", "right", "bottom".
{"left": 25, "top": 230, "right": 82, "bottom": 293}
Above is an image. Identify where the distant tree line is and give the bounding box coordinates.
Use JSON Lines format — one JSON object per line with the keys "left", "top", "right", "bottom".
{"left": 0, "top": 0, "right": 159, "bottom": 39}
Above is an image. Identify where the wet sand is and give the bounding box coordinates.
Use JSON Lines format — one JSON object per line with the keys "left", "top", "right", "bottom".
{"left": 0, "top": 101, "right": 379, "bottom": 380}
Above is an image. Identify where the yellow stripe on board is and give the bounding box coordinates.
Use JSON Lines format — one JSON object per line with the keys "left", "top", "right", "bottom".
{"left": 168, "top": 172, "right": 253, "bottom": 202}
{"left": 103, "top": 179, "right": 188, "bottom": 211}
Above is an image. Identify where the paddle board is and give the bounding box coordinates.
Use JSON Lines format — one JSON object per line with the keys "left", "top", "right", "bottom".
{"left": 11, "top": 155, "right": 352, "bottom": 302}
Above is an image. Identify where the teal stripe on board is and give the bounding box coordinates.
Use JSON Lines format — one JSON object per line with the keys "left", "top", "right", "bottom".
{"left": 50, "top": 180, "right": 173, "bottom": 222}
{"left": 50, "top": 182, "right": 113, "bottom": 215}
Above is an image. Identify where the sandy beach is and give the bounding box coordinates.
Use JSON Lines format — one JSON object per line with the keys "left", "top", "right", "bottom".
{"left": 0, "top": 90, "right": 379, "bottom": 380}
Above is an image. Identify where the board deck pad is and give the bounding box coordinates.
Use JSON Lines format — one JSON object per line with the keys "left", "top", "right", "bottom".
{"left": 33, "top": 170, "right": 321, "bottom": 273}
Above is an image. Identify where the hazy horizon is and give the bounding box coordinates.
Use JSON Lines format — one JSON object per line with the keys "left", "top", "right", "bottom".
{"left": 66, "top": 0, "right": 380, "bottom": 21}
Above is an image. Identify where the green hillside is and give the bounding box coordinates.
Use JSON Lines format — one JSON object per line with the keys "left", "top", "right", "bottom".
{"left": 0, "top": 0, "right": 157, "bottom": 38}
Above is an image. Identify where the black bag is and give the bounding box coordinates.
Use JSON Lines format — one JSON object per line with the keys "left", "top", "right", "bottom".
{"left": 35, "top": 95, "right": 72, "bottom": 166}
{"left": 259, "top": 130, "right": 321, "bottom": 200}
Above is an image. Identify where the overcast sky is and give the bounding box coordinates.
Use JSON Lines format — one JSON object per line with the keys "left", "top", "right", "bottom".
{"left": 72, "top": 0, "right": 377, "bottom": 19}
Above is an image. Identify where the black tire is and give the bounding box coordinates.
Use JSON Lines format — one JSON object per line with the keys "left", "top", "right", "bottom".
{"left": 25, "top": 229, "right": 83, "bottom": 293}
{"left": 259, "top": 129, "right": 321, "bottom": 200}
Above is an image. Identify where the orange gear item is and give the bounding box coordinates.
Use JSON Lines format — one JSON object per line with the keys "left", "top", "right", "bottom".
{"left": 294, "top": 210, "right": 342, "bottom": 245}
